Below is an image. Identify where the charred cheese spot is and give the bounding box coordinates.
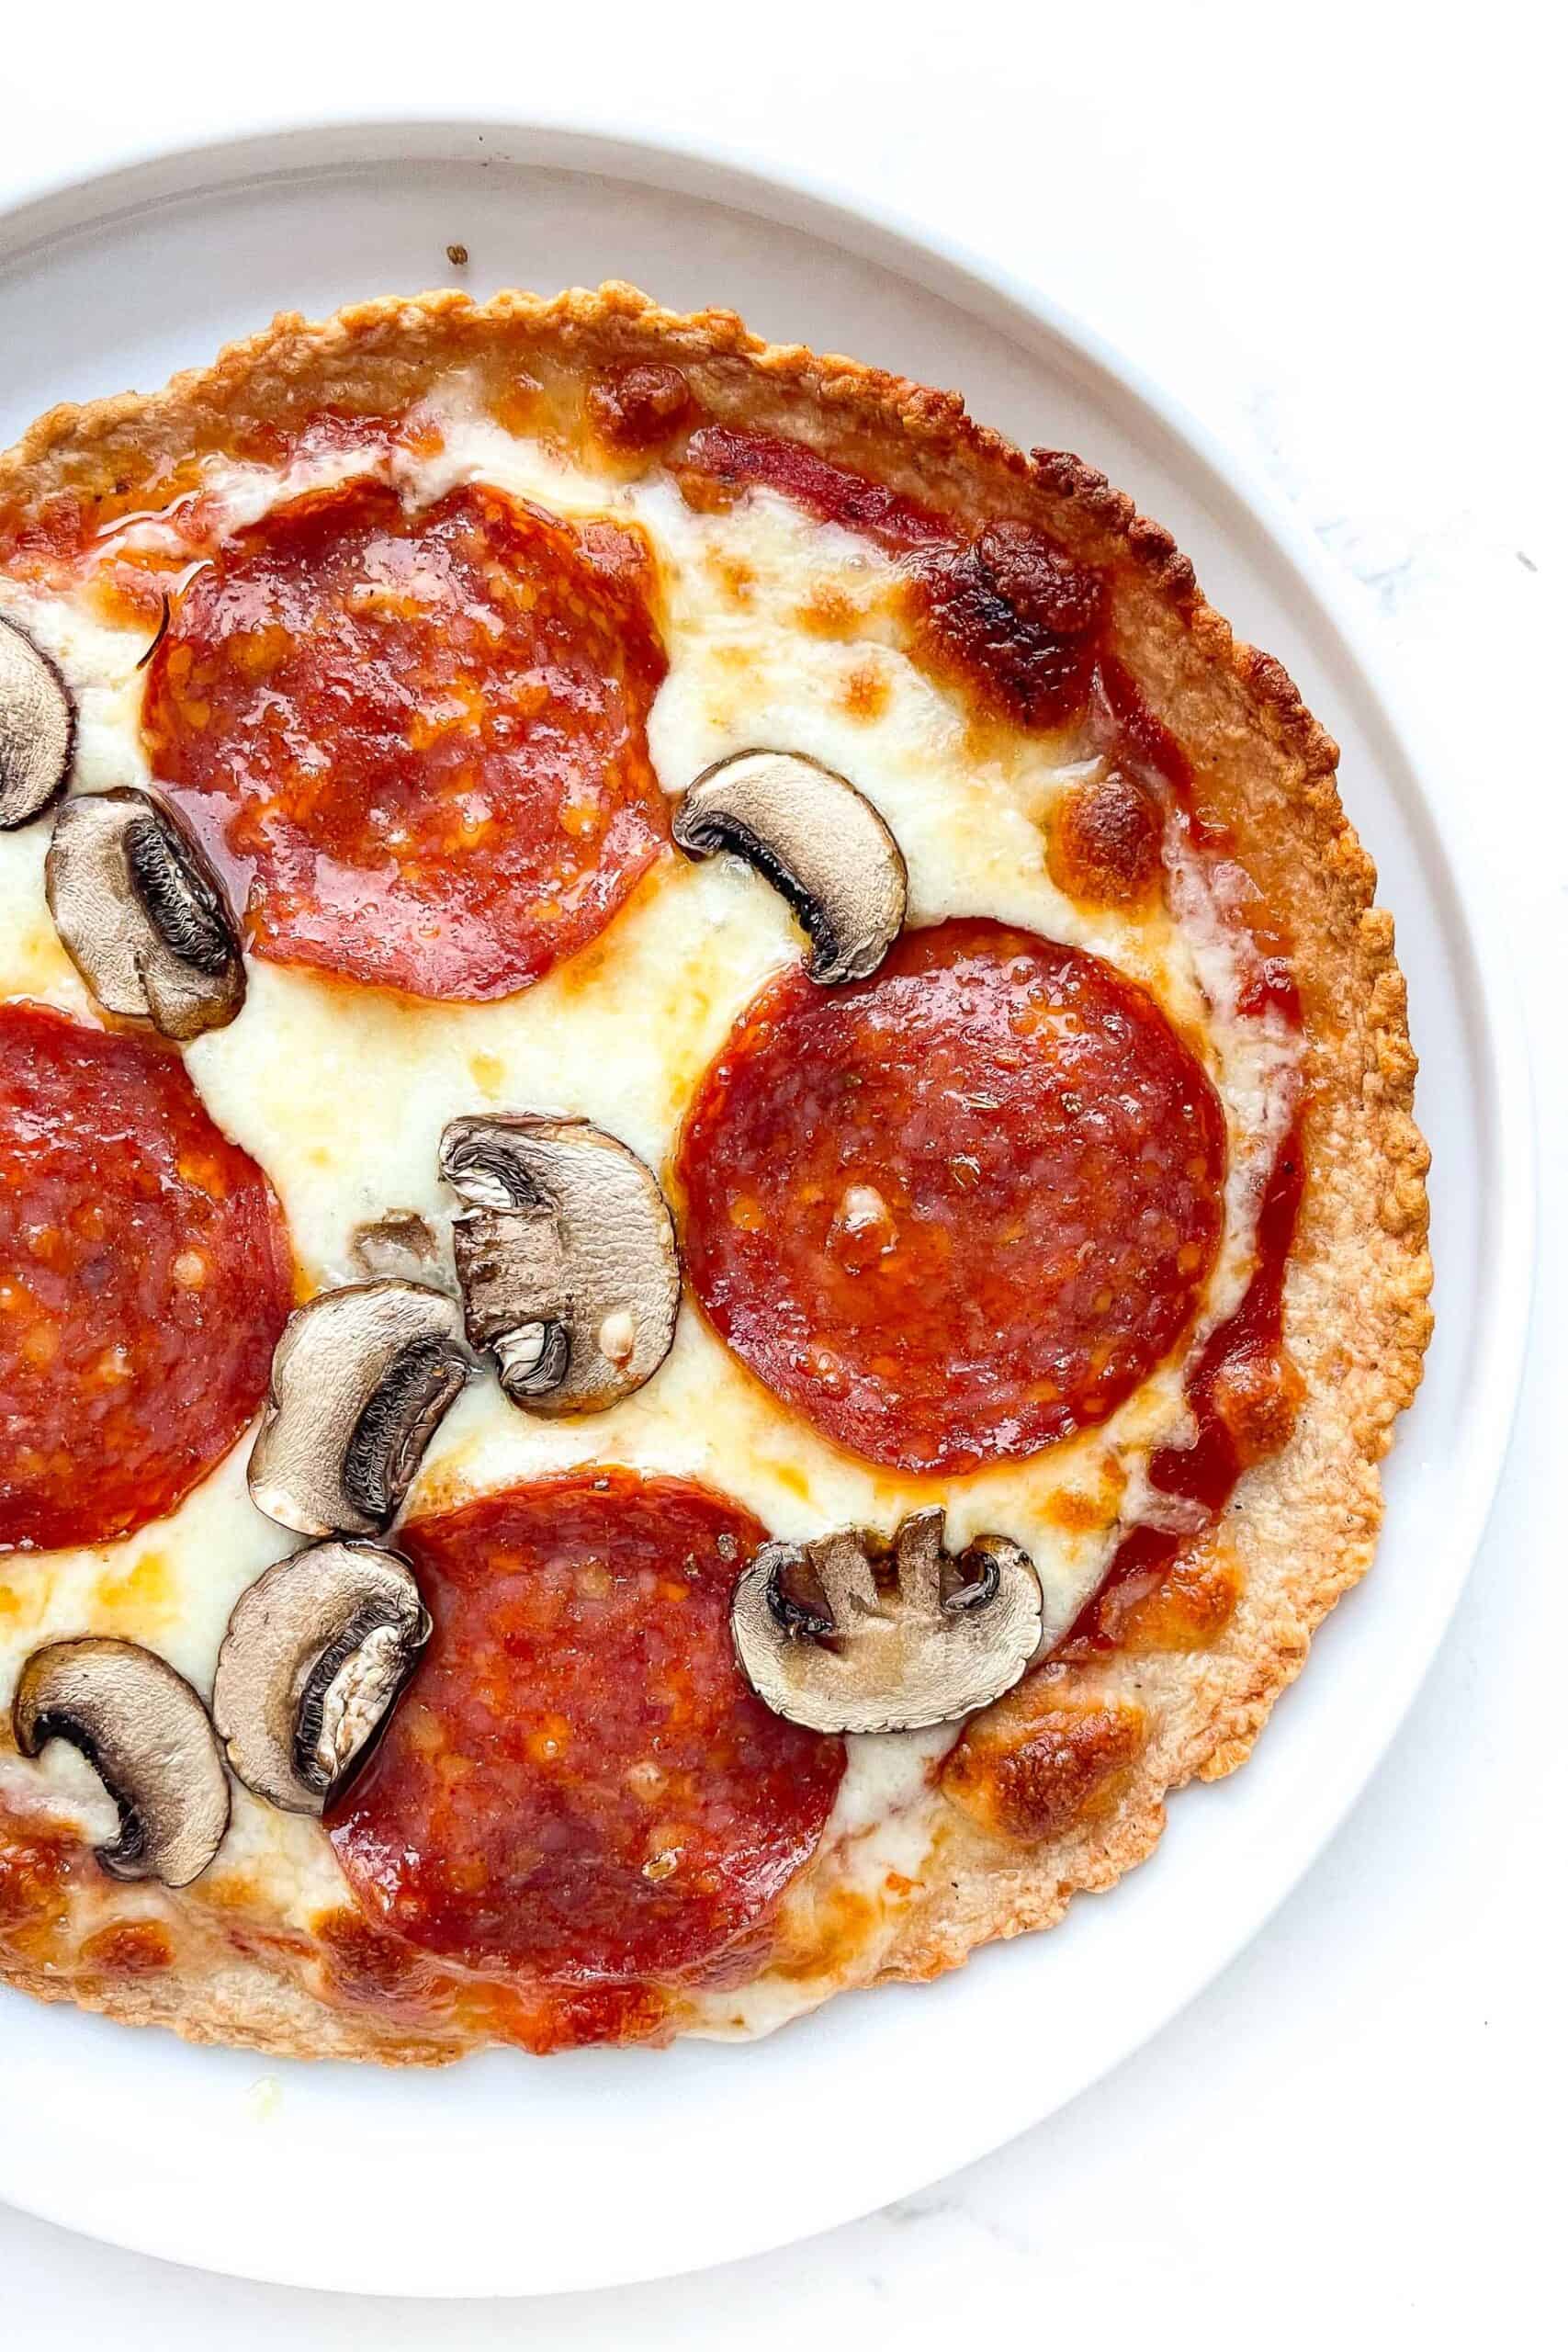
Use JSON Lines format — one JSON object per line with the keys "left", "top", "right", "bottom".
{"left": 1046, "top": 766, "right": 1164, "bottom": 908}
{"left": 94, "top": 1549, "right": 177, "bottom": 1637}
{"left": 1089, "top": 1544, "right": 1242, "bottom": 1655}
{"left": 586, "top": 364, "right": 696, "bottom": 457}
{"left": 902, "top": 522, "right": 1103, "bottom": 733}
{"left": 1044, "top": 1458, "right": 1126, "bottom": 1534}
{"left": 78, "top": 1917, "right": 174, "bottom": 1974}
{"left": 312, "top": 1905, "right": 442, "bottom": 2013}
{"left": 795, "top": 582, "right": 864, "bottom": 639}
{"left": 0, "top": 1823, "right": 73, "bottom": 1958}
{"left": 484, "top": 377, "right": 547, "bottom": 439}
{"left": 942, "top": 1673, "right": 1147, "bottom": 1844}
{"left": 1208, "top": 1342, "right": 1306, "bottom": 1468}
{"left": 839, "top": 662, "right": 891, "bottom": 722}
{"left": 673, "top": 463, "right": 744, "bottom": 518}
{"left": 765, "top": 1881, "right": 886, "bottom": 1984}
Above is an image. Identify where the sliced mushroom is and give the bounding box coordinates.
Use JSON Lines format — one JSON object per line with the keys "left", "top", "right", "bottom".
{"left": 731, "top": 1507, "right": 1043, "bottom": 1736}
{"left": 672, "top": 749, "right": 908, "bottom": 984}
{"left": 10, "top": 1637, "right": 230, "bottom": 1886}
{"left": 248, "top": 1281, "right": 469, "bottom": 1539}
{"left": 440, "top": 1115, "right": 680, "bottom": 1414}
{"left": 0, "top": 614, "right": 74, "bottom": 830}
{"left": 212, "top": 1541, "right": 430, "bottom": 1814}
{"left": 45, "top": 786, "right": 244, "bottom": 1039}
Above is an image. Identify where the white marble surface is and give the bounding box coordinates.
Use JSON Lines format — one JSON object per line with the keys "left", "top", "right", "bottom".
{"left": 1, "top": 4, "right": 1562, "bottom": 2340}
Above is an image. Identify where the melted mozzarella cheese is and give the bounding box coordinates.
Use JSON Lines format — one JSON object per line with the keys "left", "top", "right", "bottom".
{"left": 0, "top": 393, "right": 1298, "bottom": 2027}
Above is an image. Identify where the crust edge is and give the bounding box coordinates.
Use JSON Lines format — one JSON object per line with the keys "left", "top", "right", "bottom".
{"left": 0, "top": 282, "right": 1433, "bottom": 2053}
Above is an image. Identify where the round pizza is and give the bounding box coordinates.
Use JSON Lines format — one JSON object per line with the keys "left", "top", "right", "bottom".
{"left": 0, "top": 286, "right": 1431, "bottom": 2061}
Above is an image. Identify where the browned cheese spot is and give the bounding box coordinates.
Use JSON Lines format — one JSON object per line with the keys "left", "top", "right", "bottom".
{"left": 942, "top": 1672, "right": 1147, "bottom": 1843}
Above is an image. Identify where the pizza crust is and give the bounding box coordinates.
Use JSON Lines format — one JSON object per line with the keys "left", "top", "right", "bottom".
{"left": 0, "top": 285, "right": 1430, "bottom": 2056}
{"left": 0, "top": 1919, "right": 463, "bottom": 2064}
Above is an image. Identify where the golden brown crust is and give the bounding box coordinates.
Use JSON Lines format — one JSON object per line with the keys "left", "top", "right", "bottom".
{"left": 0, "top": 1928, "right": 463, "bottom": 2064}
{"left": 0, "top": 284, "right": 1431, "bottom": 2056}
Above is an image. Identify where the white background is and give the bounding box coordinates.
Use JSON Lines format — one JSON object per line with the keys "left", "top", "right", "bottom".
{"left": 2, "top": 2, "right": 1562, "bottom": 2341}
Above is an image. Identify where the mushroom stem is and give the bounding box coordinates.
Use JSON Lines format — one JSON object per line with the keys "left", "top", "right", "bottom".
{"left": 441, "top": 1116, "right": 680, "bottom": 1416}
{"left": 733, "top": 1510, "right": 1044, "bottom": 1736}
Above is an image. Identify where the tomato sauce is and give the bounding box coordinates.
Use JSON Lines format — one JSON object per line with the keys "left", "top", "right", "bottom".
{"left": 1059, "top": 1116, "right": 1305, "bottom": 1657}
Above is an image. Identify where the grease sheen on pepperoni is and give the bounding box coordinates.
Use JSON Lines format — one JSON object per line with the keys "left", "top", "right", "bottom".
{"left": 326, "top": 1473, "right": 844, "bottom": 1990}
{"left": 0, "top": 1002, "right": 294, "bottom": 1551}
{"left": 678, "top": 920, "right": 1227, "bottom": 1475}
{"left": 141, "top": 481, "right": 669, "bottom": 1001}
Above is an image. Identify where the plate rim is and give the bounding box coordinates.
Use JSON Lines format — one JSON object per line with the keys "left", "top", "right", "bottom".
{"left": 0, "top": 110, "right": 1536, "bottom": 2298}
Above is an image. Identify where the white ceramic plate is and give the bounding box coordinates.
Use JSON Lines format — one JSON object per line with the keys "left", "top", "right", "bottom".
{"left": 0, "top": 119, "right": 1532, "bottom": 2298}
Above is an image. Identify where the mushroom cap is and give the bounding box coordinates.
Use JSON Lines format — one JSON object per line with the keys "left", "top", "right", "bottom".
{"left": 247, "top": 1280, "right": 469, "bottom": 1539}
{"left": 45, "top": 786, "right": 245, "bottom": 1040}
{"left": 441, "top": 1115, "right": 680, "bottom": 1415}
{"left": 213, "top": 1540, "right": 430, "bottom": 1814}
{"left": 0, "top": 615, "right": 74, "bottom": 831}
{"left": 673, "top": 749, "right": 908, "bottom": 985}
{"left": 731, "top": 1508, "right": 1043, "bottom": 1736}
{"left": 11, "top": 1637, "right": 230, "bottom": 1886}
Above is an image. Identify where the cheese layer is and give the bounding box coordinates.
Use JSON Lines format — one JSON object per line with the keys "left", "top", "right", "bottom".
{"left": 0, "top": 394, "right": 1297, "bottom": 2035}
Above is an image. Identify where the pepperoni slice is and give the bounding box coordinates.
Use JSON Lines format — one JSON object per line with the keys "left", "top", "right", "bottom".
{"left": 677, "top": 919, "right": 1227, "bottom": 1475}
{"left": 327, "top": 1473, "right": 844, "bottom": 1992}
{"left": 0, "top": 1002, "right": 294, "bottom": 1551}
{"left": 141, "top": 481, "right": 669, "bottom": 1001}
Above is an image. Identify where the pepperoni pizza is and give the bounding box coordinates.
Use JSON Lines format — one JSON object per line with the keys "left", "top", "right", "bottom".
{"left": 0, "top": 288, "right": 1429, "bottom": 2060}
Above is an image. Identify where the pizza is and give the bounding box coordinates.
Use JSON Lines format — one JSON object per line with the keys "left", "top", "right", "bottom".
{"left": 0, "top": 286, "right": 1430, "bottom": 2061}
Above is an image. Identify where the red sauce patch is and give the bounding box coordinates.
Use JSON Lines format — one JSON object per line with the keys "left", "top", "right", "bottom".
{"left": 1094, "top": 653, "right": 1196, "bottom": 808}
{"left": 141, "top": 480, "right": 670, "bottom": 1001}
{"left": 326, "top": 1472, "right": 843, "bottom": 2010}
{"left": 1060, "top": 1116, "right": 1305, "bottom": 1658}
{"left": 1093, "top": 656, "right": 1304, "bottom": 1026}
{"left": 953, "top": 1125, "right": 1303, "bottom": 1819}
{"left": 0, "top": 1002, "right": 294, "bottom": 1551}
{"left": 1235, "top": 956, "right": 1303, "bottom": 1027}
{"left": 678, "top": 919, "right": 1227, "bottom": 1475}
{"left": 680, "top": 424, "right": 949, "bottom": 551}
